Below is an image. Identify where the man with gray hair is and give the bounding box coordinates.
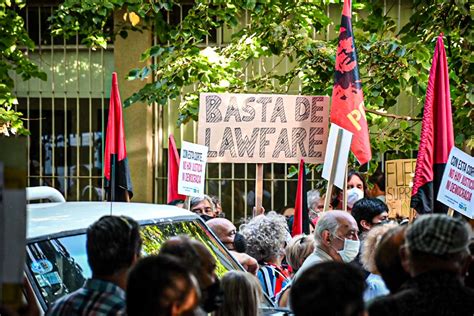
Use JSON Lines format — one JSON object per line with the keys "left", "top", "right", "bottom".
{"left": 307, "top": 189, "right": 322, "bottom": 220}
{"left": 307, "top": 189, "right": 321, "bottom": 211}
{"left": 369, "top": 214, "right": 474, "bottom": 316}
{"left": 186, "top": 194, "right": 216, "bottom": 221}
{"left": 295, "top": 210, "right": 359, "bottom": 279}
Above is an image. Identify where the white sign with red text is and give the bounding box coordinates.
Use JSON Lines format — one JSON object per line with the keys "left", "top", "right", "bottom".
{"left": 178, "top": 141, "right": 208, "bottom": 198}
{"left": 437, "top": 147, "right": 473, "bottom": 218}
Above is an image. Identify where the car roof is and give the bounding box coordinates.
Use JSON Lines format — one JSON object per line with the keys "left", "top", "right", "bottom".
{"left": 27, "top": 202, "right": 196, "bottom": 240}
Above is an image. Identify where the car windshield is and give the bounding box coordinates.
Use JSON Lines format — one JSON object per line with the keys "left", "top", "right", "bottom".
{"left": 26, "top": 218, "right": 241, "bottom": 309}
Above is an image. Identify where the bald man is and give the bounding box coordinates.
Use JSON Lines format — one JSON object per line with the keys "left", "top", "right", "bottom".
{"left": 207, "top": 218, "right": 258, "bottom": 275}
{"left": 295, "top": 210, "right": 359, "bottom": 279}
{"left": 207, "top": 218, "right": 237, "bottom": 250}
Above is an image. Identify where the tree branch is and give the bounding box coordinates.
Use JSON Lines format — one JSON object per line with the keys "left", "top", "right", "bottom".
{"left": 365, "top": 109, "right": 422, "bottom": 121}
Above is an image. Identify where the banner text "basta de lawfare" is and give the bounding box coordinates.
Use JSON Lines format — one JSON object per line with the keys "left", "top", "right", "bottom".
{"left": 197, "top": 93, "right": 330, "bottom": 164}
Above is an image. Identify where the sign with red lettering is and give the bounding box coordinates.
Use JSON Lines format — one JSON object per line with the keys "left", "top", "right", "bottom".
{"left": 197, "top": 93, "right": 330, "bottom": 163}
{"left": 178, "top": 141, "right": 208, "bottom": 197}
{"left": 385, "top": 159, "right": 416, "bottom": 218}
{"left": 437, "top": 147, "right": 473, "bottom": 218}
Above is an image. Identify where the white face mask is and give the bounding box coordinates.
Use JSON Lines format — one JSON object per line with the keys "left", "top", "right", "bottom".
{"left": 333, "top": 235, "right": 360, "bottom": 263}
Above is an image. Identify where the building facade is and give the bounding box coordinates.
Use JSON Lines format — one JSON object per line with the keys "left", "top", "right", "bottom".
{"left": 14, "top": 1, "right": 417, "bottom": 222}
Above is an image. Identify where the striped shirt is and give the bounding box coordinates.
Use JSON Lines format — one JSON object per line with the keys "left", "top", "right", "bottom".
{"left": 257, "top": 263, "right": 290, "bottom": 302}
{"left": 47, "top": 279, "right": 126, "bottom": 316}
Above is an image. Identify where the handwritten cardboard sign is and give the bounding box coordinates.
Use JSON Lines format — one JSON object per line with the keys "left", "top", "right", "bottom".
{"left": 178, "top": 141, "right": 208, "bottom": 198}
{"left": 437, "top": 147, "right": 473, "bottom": 218}
{"left": 197, "top": 93, "right": 329, "bottom": 164}
{"left": 385, "top": 159, "right": 416, "bottom": 218}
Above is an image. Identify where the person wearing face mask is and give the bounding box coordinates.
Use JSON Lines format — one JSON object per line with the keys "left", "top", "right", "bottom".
{"left": 207, "top": 218, "right": 259, "bottom": 275}
{"left": 295, "top": 210, "right": 360, "bottom": 280}
{"left": 346, "top": 187, "right": 364, "bottom": 213}
{"left": 351, "top": 198, "right": 389, "bottom": 240}
{"left": 186, "top": 195, "right": 216, "bottom": 221}
{"left": 350, "top": 199, "right": 390, "bottom": 279}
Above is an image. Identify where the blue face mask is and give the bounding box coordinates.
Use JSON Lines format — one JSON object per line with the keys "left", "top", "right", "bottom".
{"left": 333, "top": 235, "right": 360, "bottom": 263}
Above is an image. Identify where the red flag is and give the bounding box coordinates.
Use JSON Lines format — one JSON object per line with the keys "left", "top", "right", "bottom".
{"left": 330, "top": 0, "right": 372, "bottom": 165}
{"left": 104, "top": 72, "right": 133, "bottom": 201}
{"left": 411, "top": 35, "right": 454, "bottom": 214}
{"left": 292, "top": 159, "right": 310, "bottom": 236}
{"left": 167, "top": 134, "right": 186, "bottom": 203}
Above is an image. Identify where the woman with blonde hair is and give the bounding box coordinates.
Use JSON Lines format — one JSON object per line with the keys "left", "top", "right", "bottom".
{"left": 215, "top": 270, "right": 262, "bottom": 316}
{"left": 277, "top": 234, "right": 315, "bottom": 307}
{"left": 285, "top": 235, "right": 316, "bottom": 275}
{"left": 360, "top": 223, "right": 397, "bottom": 302}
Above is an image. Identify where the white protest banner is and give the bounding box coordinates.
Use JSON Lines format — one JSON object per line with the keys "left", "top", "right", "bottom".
{"left": 197, "top": 93, "right": 330, "bottom": 164}
{"left": 437, "top": 147, "right": 473, "bottom": 218}
{"left": 322, "top": 124, "right": 353, "bottom": 190}
{"left": 385, "top": 159, "right": 416, "bottom": 218}
{"left": 178, "top": 141, "right": 208, "bottom": 198}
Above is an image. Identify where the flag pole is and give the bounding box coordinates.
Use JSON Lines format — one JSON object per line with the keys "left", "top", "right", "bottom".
{"left": 343, "top": 167, "right": 348, "bottom": 211}
{"left": 323, "top": 129, "right": 344, "bottom": 212}
{"left": 111, "top": 155, "right": 116, "bottom": 202}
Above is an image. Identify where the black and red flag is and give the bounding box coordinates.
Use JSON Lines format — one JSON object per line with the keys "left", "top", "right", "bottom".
{"left": 292, "top": 159, "right": 310, "bottom": 236}
{"left": 104, "top": 72, "right": 133, "bottom": 201}
{"left": 411, "top": 35, "right": 454, "bottom": 214}
{"left": 330, "top": 0, "right": 372, "bottom": 165}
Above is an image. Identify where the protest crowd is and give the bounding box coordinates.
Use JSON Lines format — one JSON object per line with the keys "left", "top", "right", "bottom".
{"left": 1, "top": 0, "right": 473, "bottom": 315}
{"left": 28, "top": 180, "right": 470, "bottom": 316}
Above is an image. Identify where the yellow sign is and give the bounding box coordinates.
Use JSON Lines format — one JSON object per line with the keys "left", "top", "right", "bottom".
{"left": 385, "top": 159, "right": 416, "bottom": 218}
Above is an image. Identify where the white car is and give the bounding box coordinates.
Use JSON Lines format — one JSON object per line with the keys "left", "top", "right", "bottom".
{"left": 25, "top": 188, "right": 286, "bottom": 315}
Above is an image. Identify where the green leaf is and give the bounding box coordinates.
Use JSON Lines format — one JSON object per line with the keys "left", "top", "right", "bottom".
{"left": 244, "top": 0, "right": 256, "bottom": 10}
{"left": 287, "top": 166, "right": 298, "bottom": 178}
{"left": 127, "top": 69, "right": 140, "bottom": 80}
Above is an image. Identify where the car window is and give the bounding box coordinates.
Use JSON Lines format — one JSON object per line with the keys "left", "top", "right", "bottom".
{"left": 140, "top": 220, "right": 240, "bottom": 277}
{"left": 26, "top": 219, "right": 241, "bottom": 310}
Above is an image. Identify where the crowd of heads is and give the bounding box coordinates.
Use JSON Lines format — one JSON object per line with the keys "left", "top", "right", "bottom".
{"left": 46, "top": 169, "right": 473, "bottom": 316}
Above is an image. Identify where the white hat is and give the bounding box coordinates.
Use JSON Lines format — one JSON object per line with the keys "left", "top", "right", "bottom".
{"left": 347, "top": 188, "right": 364, "bottom": 208}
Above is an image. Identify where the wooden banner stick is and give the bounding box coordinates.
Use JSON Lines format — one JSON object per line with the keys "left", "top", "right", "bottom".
{"left": 254, "top": 163, "right": 264, "bottom": 217}
{"left": 447, "top": 208, "right": 454, "bottom": 217}
{"left": 323, "top": 129, "right": 344, "bottom": 212}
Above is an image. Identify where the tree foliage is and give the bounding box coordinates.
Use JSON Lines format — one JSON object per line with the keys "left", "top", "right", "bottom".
{"left": 50, "top": 0, "right": 472, "bottom": 163}
{"left": 0, "top": 0, "right": 46, "bottom": 136}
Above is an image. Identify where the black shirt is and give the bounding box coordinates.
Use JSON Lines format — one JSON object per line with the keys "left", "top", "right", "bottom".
{"left": 369, "top": 271, "right": 474, "bottom": 316}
